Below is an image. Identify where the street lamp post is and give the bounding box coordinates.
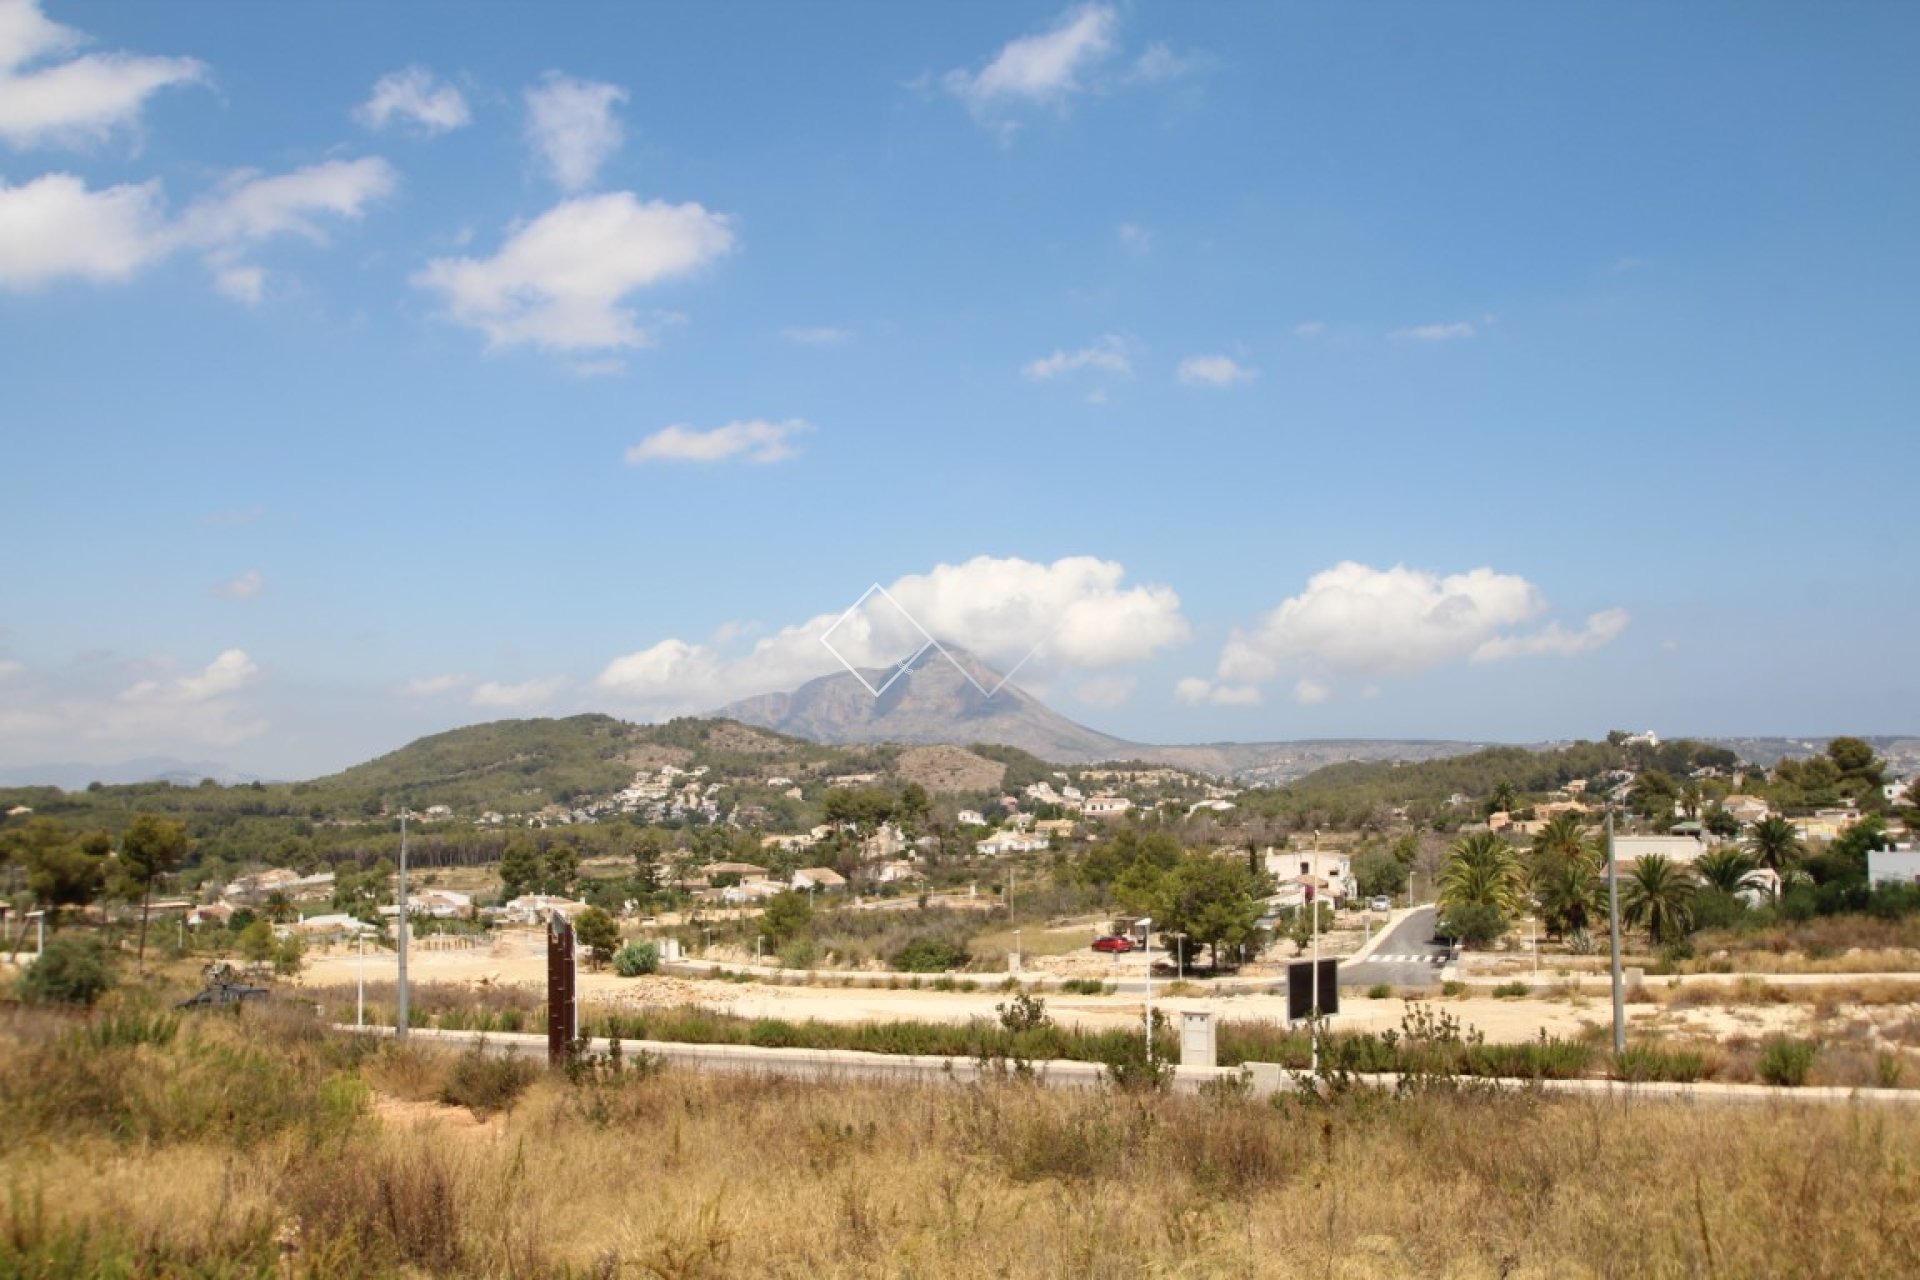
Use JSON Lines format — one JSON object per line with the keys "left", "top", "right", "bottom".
{"left": 396, "top": 808, "right": 410, "bottom": 1041}
{"left": 357, "top": 931, "right": 366, "bottom": 1029}
{"left": 1605, "top": 807, "right": 1625, "bottom": 1056}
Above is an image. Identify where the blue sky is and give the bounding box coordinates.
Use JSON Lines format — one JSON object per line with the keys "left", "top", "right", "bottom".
{"left": 2, "top": 0, "right": 1914, "bottom": 778}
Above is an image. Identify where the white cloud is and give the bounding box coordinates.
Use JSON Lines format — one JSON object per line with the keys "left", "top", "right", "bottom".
{"left": 781, "top": 325, "right": 851, "bottom": 346}
{"left": 402, "top": 673, "right": 468, "bottom": 696}
{"left": 596, "top": 555, "right": 1187, "bottom": 716}
{"left": 525, "top": 72, "right": 626, "bottom": 192}
{"left": 1176, "top": 354, "right": 1256, "bottom": 387}
{"left": 471, "top": 676, "right": 567, "bottom": 711}
{"left": 1174, "top": 677, "right": 1261, "bottom": 707}
{"left": 356, "top": 66, "right": 469, "bottom": 135}
{"left": 214, "top": 569, "right": 263, "bottom": 600}
{"left": 1206, "top": 562, "right": 1629, "bottom": 699}
{"left": 202, "top": 503, "right": 264, "bottom": 527}
{"left": 1074, "top": 675, "right": 1136, "bottom": 708}
{"left": 1129, "top": 43, "right": 1205, "bottom": 83}
{"left": 1115, "top": 222, "right": 1151, "bottom": 254}
{"left": 0, "top": 658, "right": 23, "bottom": 680}
{"left": 945, "top": 4, "right": 1118, "bottom": 109}
{"left": 624, "top": 419, "right": 806, "bottom": 466}
{"left": 0, "top": 646, "right": 268, "bottom": 756}
{"left": 0, "top": 157, "right": 395, "bottom": 293}
{"left": 1291, "top": 679, "right": 1330, "bottom": 706}
{"left": 1292, "top": 320, "right": 1326, "bottom": 338}
{"left": 1472, "top": 609, "right": 1631, "bottom": 662}
{"left": 212, "top": 263, "right": 263, "bottom": 303}
{"left": 1023, "top": 333, "right": 1132, "bottom": 380}
{"left": 0, "top": 0, "right": 205, "bottom": 149}
{"left": 414, "top": 192, "right": 733, "bottom": 353}
{"left": 0, "top": 171, "right": 166, "bottom": 286}
{"left": 1390, "top": 321, "right": 1476, "bottom": 342}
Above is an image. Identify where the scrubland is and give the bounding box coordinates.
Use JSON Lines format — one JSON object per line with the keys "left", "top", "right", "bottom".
{"left": 4, "top": 992, "right": 1920, "bottom": 1278}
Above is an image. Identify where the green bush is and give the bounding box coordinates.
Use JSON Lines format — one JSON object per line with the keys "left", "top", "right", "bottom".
{"left": 1437, "top": 903, "right": 1506, "bottom": 949}
{"left": 1441, "top": 980, "right": 1467, "bottom": 997}
{"left": 778, "top": 939, "right": 818, "bottom": 970}
{"left": 893, "top": 935, "right": 969, "bottom": 973}
{"left": 1758, "top": 1037, "right": 1818, "bottom": 1088}
{"left": 18, "top": 935, "right": 115, "bottom": 1007}
{"left": 1492, "top": 981, "right": 1531, "bottom": 999}
{"left": 1366, "top": 983, "right": 1394, "bottom": 999}
{"left": 438, "top": 1045, "right": 538, "bottom": 1115}
{"left": 612, "top": 941, "right": 659, "bottom": 977}
{"left": 1613, "top": 1044, "right": 1707, "bottom": 1084}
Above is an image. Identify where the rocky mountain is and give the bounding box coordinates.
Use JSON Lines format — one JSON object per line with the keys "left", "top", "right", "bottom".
{"left": 716, "top": 648, "right": 1492, "bottom": 781}
{"left": 719, "top": 647, "right": 1138, "bottom": 765}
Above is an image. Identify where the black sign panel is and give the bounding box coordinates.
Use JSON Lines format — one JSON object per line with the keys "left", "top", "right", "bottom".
{"left": 548, "top": 914, "right": 577, "bottom": 1065}
{"left": 1286, "top": 958, "right": 1340, "bottom": 1021}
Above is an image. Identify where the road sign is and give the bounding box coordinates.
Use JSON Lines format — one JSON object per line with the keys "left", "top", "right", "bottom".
{"left": 1287, "top": 957, "right": 1339, "bottom": 1021}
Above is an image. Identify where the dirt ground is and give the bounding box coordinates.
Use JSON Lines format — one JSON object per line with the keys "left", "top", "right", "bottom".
{"left": 297, "top": 926, "right": 1908, "bottom": 1047}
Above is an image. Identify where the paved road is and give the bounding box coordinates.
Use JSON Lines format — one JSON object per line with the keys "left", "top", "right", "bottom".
{"left": 1340, "top": 906, "right": 1450, "bottom": 988}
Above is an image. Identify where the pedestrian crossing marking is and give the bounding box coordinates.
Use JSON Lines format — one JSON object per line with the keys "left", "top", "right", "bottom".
{"left": 1366, "top": 954, "right": 1446, "bottom": 965}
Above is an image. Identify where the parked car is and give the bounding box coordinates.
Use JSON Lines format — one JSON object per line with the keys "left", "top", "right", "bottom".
{"left": 1369, "top": 895, "right": 1393, "bottom": 913}
{"left": 1091, "top": 934, "right": 1136, "bottom": 953}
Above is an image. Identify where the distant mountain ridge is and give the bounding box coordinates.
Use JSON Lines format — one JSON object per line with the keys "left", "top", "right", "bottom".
{"left": 0, "top": 756, "right": 261, "bottom": 790}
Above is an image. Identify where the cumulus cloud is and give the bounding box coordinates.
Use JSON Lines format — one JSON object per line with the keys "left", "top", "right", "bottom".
{"left": 0, "top": 157, "right": 395, "bottom": 293}
{"left": 1390, "top": 321, "right": 1476, "bottom": 342}
{"left": 1129, "top": 43, "right": 1206, "bottom": 83}
{"left": 471, "top": 676, "right": 567, "bottom": 710}
{"left": 624, "top": 419, "right": 806, "bottom": 466}
{"left": 0, "top": 647, "right": 273, "bottom": 757}
{"left": 0, "top": 0, "right": 205, "bottom": 149}
{"left": 944, "top": 4, "right": 1117, "bottom": 109}
{"left": 596, "top": 555, "right": 1188, "bottom": 716}
{"left": 1176, "top": 354, "right": 1256, "bottom": 387}
{"left": 356, "top": 66, "right": 469, "bottom": 135}
{"left": 413, "top": 192, "right": 733, "bottom": 353}
{"left": 1115, "top": 222, "right": 1151, "bottom": 254}
{"left": 1023, "top": 333, "right": 1131, "bottom": 380}
{"left": 525, "top": 72, "right": 626, "bottom": 191}
{"left": 213, "top": 569, "right": 263, "bottom": 600}
{"left": 1174, "top": 677, "right": 1261, "bottom": 707}
{"left": 1191, "top": 561, "right": 1630, "bottom": 701}
{"left": 1292, "top": 320, "right": 1326, "bottom": 338}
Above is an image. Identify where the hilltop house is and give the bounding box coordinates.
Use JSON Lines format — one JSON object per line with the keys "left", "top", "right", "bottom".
{"left": 976, "top": 830, "right": 1048, "bottom": 856}
{"left": 792, "top": 867, "right": 848, "bottom": 892}
{"left": 1262, "top": 848, "right": 1354, "bottom": 901}
{"left": 1083, "top": 795, "right": 1132, "bottom": 818}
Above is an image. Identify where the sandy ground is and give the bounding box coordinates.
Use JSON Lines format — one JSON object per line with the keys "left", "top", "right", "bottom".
{"left": 298, "top": 927, "right": 1907, "bottom": 1047}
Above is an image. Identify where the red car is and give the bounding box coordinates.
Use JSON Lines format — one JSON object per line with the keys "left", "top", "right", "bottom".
{"left": 1091, "top": 934, "right": 1136, "bottom": 953}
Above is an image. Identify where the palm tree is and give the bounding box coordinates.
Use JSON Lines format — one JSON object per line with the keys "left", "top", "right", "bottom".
{"left": 1439, "top": 832, "right": 1522, "bottom": 915}
{"left": 1694, "top": 848, "right": 1766, "bottom": 897}
{"left": 1744, "top": 815, "right": 1804, "bottom": 900}
{"left": 263, "top": 890, "right": 297, "bottom": 925}
{"left": 1534, "top": 853, "right": 1602, "bottom": 939}
{"left": 1486, "top": 781, "right": 1519, "bottom": 816}
{"left": 1622, "top": 854, "right": 1697, "bottom": 945}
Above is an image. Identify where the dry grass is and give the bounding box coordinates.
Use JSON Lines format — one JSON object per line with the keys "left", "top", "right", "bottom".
{"left": 5, "top": 997, "right": 1920, "bottom": 1277}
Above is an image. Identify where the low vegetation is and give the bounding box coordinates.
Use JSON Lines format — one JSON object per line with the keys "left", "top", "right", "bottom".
{"left": 3, "top": 991, "right": 1919, "bottom": 1277}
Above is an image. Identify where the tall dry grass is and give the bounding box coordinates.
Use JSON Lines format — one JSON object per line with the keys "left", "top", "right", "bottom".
{"left": 3, "top": 998, "right": 1920, "bottom": 1277}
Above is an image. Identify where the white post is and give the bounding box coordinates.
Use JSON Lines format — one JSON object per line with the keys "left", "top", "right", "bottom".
{"left": 1310, "top": 889, "right": 1321, "bottom": 1078}
{"left": 1140, "top": 916, "right": 1154, "bottom": 1066}
{"left": 396, "top": 807, "right": 410, "bottom": 1041}
{"left": 1606, "top": 809, "right": 1625, "bottom": 1056}
{"left": 356, "top": 931, "right": 365, "bottom": 1028}
{"left": 35, "top": 911, "right": 45, "bottom": 956}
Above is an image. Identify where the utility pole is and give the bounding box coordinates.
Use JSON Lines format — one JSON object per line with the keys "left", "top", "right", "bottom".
{"left": 1605, "top": 807, "right": 1624, "bottom": 1056}
{"left": 1140, "top": 916, "right": 1154, "bottom": 1066}
{"left": 396, "top": 807, "right": 410, "bottom": 1041}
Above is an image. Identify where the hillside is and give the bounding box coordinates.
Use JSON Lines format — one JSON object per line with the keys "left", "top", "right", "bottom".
{"left": 718, "top": 646, "right": 1140, "bottom": 764}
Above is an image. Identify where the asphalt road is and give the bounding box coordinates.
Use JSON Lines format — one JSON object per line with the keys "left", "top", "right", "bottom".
{"left": 1340, "top": 906, "right": 1451, "bottom": 988}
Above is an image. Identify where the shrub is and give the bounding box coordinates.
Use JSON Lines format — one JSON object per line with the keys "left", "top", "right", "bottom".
{"left": 613, "top": 941, "right": 659, "bottom": 977}
{"left": 1441, "top": 980, "right": 1467, "bottom": 997}
{"left": 893, "top": 935, "right": 969, "bottom": 973}
{"left": 1758, "top": 1037, "right": 1818, "bottom": 1088}
{"left": 1366, "top": 983, "right": 1394, "bottom": 1000}
{"left": 1492, "top": 981, "right": 1531, "bottom": 999}
{"left": 778, "top": 939, "right": 818, "bottom": 970}
{"left": 438, "top": 1045, "right": 539, "bottom": 1115}
{"left": 1437, "top": 903, "right": 1506, "bottom": 949}
{"left": 1614, "top": 1043, "right": 1708, "bottom": 1084}
{"left": 18, "top": 935, "right": 115, "bottom": 1006}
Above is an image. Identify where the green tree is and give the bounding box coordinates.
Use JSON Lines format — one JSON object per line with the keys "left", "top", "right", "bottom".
{"left": 1629, "top": 771, "right": 1679, "bottom": 827}
{"left": 499, "top": 838, "right": 542, "bottom": 900}
{"left": 1152, "top": 854, "right": 1264, "bottom": 968}
{"left": 1744, "top": 815, "right": 1804, "bottom": 900}
{"left": 262, "top": 890, "right": 297, "bottom": 924}
{"left": 1621, "top": 854, "right": 1697, "bottom": 945}
{"left": 543, "top": 842, "right": 580, "bottom": 895}
{"left": 7, "top": 819, "right": 108, "bottom": 923}
{"left": 1438, "top": 832, "right": 1522, "bottom": 920}
{"left": 759, "top": 890, "right": 813, "bottom": 945}
{"left": 120, "top": 813, "right": 189, "bottom": 972}
{"left": 1486, "top": 781, "right": 1519, "bottom": 816}
{"left": 573, "top": 905, "right": 620, "bottom": 970}
{"left": 1826, "top": 737, "right": 1885, "bottom": 789}
{"left": 237, "top": 919, "right": 276, "bottom": 965}
{"left": 1695, "top": 848, "right": 1766, "bottom": 897}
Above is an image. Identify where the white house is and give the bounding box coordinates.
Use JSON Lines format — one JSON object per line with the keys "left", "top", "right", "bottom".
{"left": 498, "top": 894, "right": 588, "bottom": 925}
{"left": 792, "top": 867, "right": 848, "bottom": 892}
{"left": 1082, "top": 795, "right": 1132, "bottom": 818}
{"left": 1884, "top": 780, "right": 1916, "bottom": 806}
{"left": 1868, "top": 846, "right": 1920, "bottom": 886}
{"left": 873, "top": 860, "right": 921, "bottom": 884}
{"left": 1611, "top": 833, "right": 1711, "bottom": 865}
{"left": 956, "top": 809, "right": 987, "bottom": 827}
{"left": 1262, "top": 848, "right": 1354, "bottom": 899}
{"left": 976, "top": 831, "right": 1048, "bottom": 856}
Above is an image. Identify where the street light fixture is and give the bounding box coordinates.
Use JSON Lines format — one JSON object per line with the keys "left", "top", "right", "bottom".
{"left": 1137, "top": 916, "right": 1154, "bottom": 1065}
{"left": 396, "top": 807, "right": 411, "bottom": 1041}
